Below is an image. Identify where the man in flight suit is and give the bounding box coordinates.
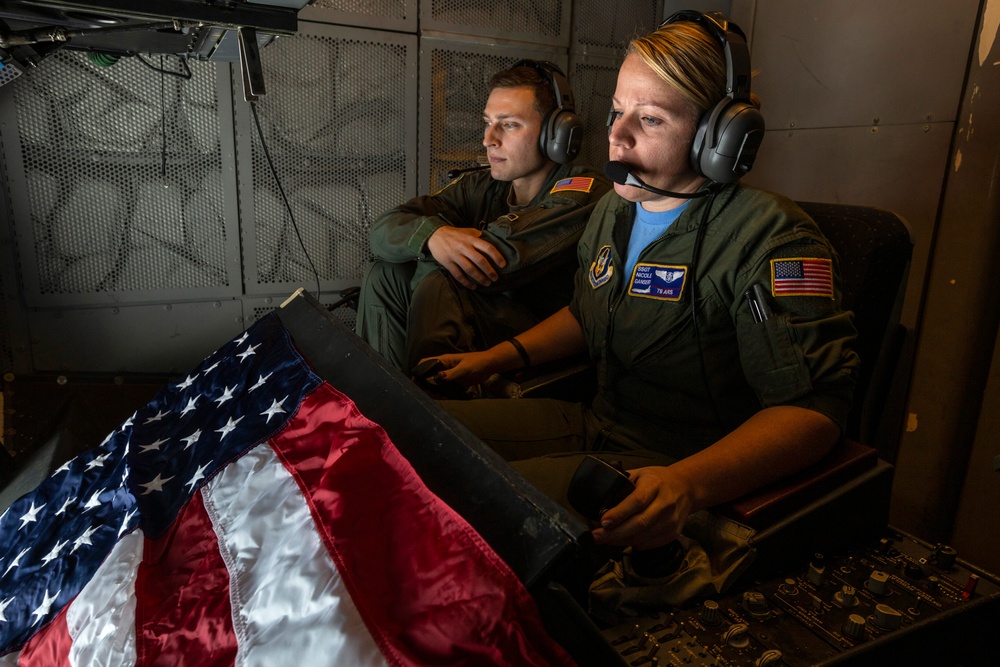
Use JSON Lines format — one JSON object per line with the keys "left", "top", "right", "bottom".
{"left": 356, "top": 61, "right": 610, "bottom": 374}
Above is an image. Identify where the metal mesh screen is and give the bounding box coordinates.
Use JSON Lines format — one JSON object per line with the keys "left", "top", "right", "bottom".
{"left": 309, "top": 0, "right": 409, "bottom": 20}
{"left": 570, "top": 60, "right": 621, "bottom": 172}
{"left": 427, "top": 0, "right": 565, "bottom": 39}
{"left": 10, "top": 52, "right": 229, "bottom": 297}
{"left": 0, "top": 274, "right": 11, "bottom": 374}
{"left": 426, "top": 49, "right": 519, "bottom": 194}
{"left": 246, "top": 33, "right": 409, "bottom": 288}
{"left": 572, "top": 0, "right": 660, "bottom": 51}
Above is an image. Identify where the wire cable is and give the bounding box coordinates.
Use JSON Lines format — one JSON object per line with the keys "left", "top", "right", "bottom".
{"left": 133, "top": 53, "right": 192, "bottom": 79}
{"left": 249, "top": 100, "right": 322, "bottom": 300}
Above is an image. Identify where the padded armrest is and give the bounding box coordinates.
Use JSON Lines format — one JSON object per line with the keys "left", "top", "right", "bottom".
{"left": 719, "top": 438, "right": 879, "bottom": 529}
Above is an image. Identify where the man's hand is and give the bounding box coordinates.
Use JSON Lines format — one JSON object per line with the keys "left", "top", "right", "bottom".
{"left": 418, "top": 350, "right": 501, "bottom": 387}
{"left": 426, "top": 226, "right": 506, "bottom": 289}
{"left": 590, "top": 466, "right": 694, "bottom": 551}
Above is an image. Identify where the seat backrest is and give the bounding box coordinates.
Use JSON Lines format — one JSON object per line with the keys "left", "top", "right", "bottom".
{"left": 796, "top": 201, "right": 914, "bottom": 447}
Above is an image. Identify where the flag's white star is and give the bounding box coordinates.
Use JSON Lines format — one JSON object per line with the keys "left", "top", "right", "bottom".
{"left": 237, "top": 344, "right": 260, "bottom": 362}
{"left": 180, "top": 396, "right": 200, "bottom": 416}
{"left": 31, "top": 589, "right": 60, "bottom": 624}
{"left": 234, "top": 332, "right": 250, "bottom": 346}
{"left": 73, "top": 525, "right": 99, "bottom": 552}
{"left": 261, "top": 397, "right": 288, "bottom": 423}
{"left": 139, "top": 438, "right": 168, "bottom": 454}
{"left": 0, "top": 596, "right": 14, "bottom": 622}
{"left": 140, "top": 474, "right": 174, "bottom": 495}
{"left": 40, "top": 539, "right": 68, "bottom": 566}
{"left": 185, "top": 462, "right": 212, "bottom": 492}
{"left": 100, "top": 431, "right": 113, "bottom": 447}
{"left": 144, "top": 410, "right": 169, "bottom": 424}
{"left": 54, "top": 460, "right": 72, "bottom": 475}
{"left": 248, "top": 372, "right": 272, "bottom": 392}
{"left": 204, "top": 361, "right": 221, "bottom": 374}
{"left": 120, "top": 412, "right": 136, "bottom": 430}
{"left": 55, "top": 495, "right": 77, "bottom": 516}
{"left": 3, "top": 548, "right": 29, "bottom": 577}
{"left": 19, "top": 502, "right": 45, "bottom": 529}
{"left": 214, "top": 386, "right": 236, "bottom": 406}
{"left": 83, "top": 489, "right": 104, "bottom": 511}
{"left": 216, "top": 416, "right": 244, "bottom": 440}
{"left": 176, "top": 374, "right": 198, "bottom": 390}
{"left": 85, "top": 452, "right": 110, "bottom": 471}
{"left": 181, "top": 430, "right": 202, "bottom": 450}
{"left": 119, "top": 509, "right": 138, "bottom": 537}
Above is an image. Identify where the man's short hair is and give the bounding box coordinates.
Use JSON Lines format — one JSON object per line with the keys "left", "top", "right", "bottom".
{"left": 488, "top": 65, "right": 557, "bottom": 119}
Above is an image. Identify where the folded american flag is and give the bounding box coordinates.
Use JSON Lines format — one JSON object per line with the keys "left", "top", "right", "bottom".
{"left": 0, "top": 312, "right": 573, "bottom": 666}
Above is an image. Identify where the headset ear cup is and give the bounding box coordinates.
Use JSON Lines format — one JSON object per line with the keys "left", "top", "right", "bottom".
{"left": 691, "top": 100, "right": 765, "bottom": 183}
{"left": 545, "top": 109, "right": 583, "bottom": 164}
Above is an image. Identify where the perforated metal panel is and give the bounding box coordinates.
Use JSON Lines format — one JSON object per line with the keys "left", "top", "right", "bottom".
{"left": 245, "top": 298, "right": 357, "bottom": 332}
{"left": 421, "top": 0, "right": 570, "bottom": 46}
{"left": 418, "top": 38, "right": 565, "bottom": 195}
{"left": 300, "top": 0, "right": 417, "bottom": 31}
{"left": 572, "top": 0, "right": 660, "bottom": 54}
{"left": 239, "top": 24, "right": 417, "bottom": 296}
{"left": 3, "top": 52, "right": 239, "bottom": 306}
{"left": 568, "top": 57, "right": 621, "bottom": 174}
{"left": 0, "top": 270, "right": 11, "bottom": 374}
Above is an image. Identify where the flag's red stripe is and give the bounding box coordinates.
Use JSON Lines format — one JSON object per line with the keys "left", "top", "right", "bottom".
{"left": 269, "top": 384, "right": 574, "bottom": 667}
{"left": 135, "top": 488, "right": 237, "bottom": 667}
{"left": 17, "top": 604, "right": 72, "bottom": 667}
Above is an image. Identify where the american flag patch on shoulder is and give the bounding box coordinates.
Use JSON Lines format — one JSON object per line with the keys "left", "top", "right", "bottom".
{"left": 550, "top": 177, "right": 594, "bottom": 193}
{"left": 771, "top": 257, "right": 834, "bottom": 298}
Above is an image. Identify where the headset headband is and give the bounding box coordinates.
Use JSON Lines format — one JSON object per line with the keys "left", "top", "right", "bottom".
{"left": 512, "top": 59, "right": 576, "bottom": 113}
{"left": 660, "top": 10, "right": 752, "bottom": 102}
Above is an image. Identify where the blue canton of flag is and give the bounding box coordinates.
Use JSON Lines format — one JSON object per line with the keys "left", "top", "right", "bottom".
{"left": 0, "top": 314, "right": 321, "bottom": 652}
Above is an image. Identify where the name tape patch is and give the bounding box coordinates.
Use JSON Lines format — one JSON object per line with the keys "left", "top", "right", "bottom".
{"left": 628, "top": 263, "right": 687, "bottom": 301}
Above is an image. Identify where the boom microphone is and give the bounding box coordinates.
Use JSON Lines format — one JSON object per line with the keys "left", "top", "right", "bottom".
{"left": 604, "top": 161, "right": 713, "bottom": 199}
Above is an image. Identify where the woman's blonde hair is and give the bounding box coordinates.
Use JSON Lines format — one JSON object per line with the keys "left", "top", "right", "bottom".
{"left": 627, "top": 21, "right": 727, "bottom": 120}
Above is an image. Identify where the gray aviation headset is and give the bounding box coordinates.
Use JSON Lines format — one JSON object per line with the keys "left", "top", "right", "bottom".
{"left": 607, "top": 11, "right": 765, "bottom": 184}
{"left": 668, "top": 10, "right": 765, "bottom": 183}
{"left": 512, "top": 59, "right": 583, "bottom": 164}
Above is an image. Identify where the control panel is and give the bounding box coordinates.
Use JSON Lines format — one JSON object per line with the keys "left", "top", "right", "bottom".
{"left": 599, "top": 529, "right": 999, "bottom": 666}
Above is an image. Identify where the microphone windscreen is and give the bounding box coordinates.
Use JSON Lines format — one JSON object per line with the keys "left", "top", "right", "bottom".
{"left": 604, "top": 161, "right": 631, "bottom": 185}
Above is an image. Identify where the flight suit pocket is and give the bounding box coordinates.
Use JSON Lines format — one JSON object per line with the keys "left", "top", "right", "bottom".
{"left": 739, "top": 315, "right": 813, "bottom": 405}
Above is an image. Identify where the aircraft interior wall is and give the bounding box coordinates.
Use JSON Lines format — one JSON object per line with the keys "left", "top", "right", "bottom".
{"left": 1, "top": 0, "right": 998, "bottom": 576}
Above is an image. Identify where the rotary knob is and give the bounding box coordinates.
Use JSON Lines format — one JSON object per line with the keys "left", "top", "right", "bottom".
{"left": 866, "top": 570, "right": 890, "bottom": 595}
{"left": 873, "top": 603, "right": 903, "bottom": 630}
{"left": 724, "top": 623, "right": 750, "bottom": 648}
{"left": 807, "top": 555, "right": 826, "bottom": 586}
{"left": 742, "top": 591, "right": 770, "bottom": 617}
{"left": 835, "top": 584, "right": 859, "bottom": 607}
{"left": 700, "top": 600, "right": 722, "bottom": 625}
{"left": 843, "top": 613, "right": 867, "bottom": 639}
{"left": 757, "top": 649, "right": 783, "bottom": 666}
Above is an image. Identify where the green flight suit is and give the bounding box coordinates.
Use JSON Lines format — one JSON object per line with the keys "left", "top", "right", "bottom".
{"left": 442, "top": 185, "right": 860, "bottom": 606}
{"left": 356, "top": 163, "right": 610, "bottom": 372}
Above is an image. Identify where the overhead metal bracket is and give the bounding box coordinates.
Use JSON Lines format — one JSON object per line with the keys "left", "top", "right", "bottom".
{"left": 238, "top": 27, "right": 265, "bottom": 102}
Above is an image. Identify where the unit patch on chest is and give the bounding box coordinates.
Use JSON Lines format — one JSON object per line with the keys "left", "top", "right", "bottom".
{"left": 589, "top": 245, "right": 614, "bottom": 288}
{"left": 628, "top": 263, "right": 687, "bottom": 301}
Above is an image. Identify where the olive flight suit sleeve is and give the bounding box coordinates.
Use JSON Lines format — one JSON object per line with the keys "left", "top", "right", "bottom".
{"left": 732, "top": 215, "right": 860, "bottom": 434}
{"left": 476, "top": 169, "right": 612, "bottom": 294}
{"left": 367, "top": 173, "right": 487, "bottom": 263}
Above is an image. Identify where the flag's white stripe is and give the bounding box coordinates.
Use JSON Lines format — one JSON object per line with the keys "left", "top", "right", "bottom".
{"left": 65, "top": 530, "right": 143, "bottom": 667}
{"left": 202, "top": 444, "right": 388, "bottom": 667}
